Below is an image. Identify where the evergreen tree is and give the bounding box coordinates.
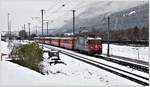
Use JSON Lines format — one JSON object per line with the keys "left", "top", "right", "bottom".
{"left": 19, "top": 30, "right": 27, "bottom": 40}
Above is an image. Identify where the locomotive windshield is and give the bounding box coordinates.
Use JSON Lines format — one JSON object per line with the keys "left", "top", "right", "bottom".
{"left": 87, "top": 40, "right": 101, "bottom": 44}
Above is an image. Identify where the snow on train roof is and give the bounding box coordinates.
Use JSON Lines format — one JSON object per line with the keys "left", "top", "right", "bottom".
{"left": 34, "top": 37, "right": 74, "bottom": 39}
{"left": 87, "top": 37, "right": 102, "bottom": 40}
{"left": 34, "top": 37, "right": 102, "bottom": 40}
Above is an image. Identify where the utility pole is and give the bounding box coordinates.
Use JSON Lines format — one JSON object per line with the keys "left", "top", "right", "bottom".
{"left": 72, "top": 10, "right": 75, "bottom": 37}
{"left": 7, "top": 13, "right": 10, "bottom": 40}
{"left": 46, "top": 21, "right": 49, "bottom": 36}
{"left": 24, "top": 24, "right": 26, "bottom": 31}
{"left": 41, "top": 9, "right": 44, "bottom": 37}
{"left": 72, "top": 10, "right": 75, "bottom": 49}
{"left": 41, "top": 9, "right": 44, "bottom": 49}
{"left": 9, "top": 20, "right": 11, "bottom": 39}
{"left": 22, "top": 24, "right": 26, "bottom": 40}
{"left": 7, "top": 13, "right": 11, "bottom": 40}
{"left": 36, "top": 25, "right": 38, "bottom": 36}
{"left": 7, "top": 13, "right": 12, "bottom": 42}
{"left": 7, "top": 13, "right": 12, "bottom": 58}
{"left": 107, "top": 16, "right": 110, "bottom": 57}
{"left": 28, "top": 23, "right": 31, "bottom": 40}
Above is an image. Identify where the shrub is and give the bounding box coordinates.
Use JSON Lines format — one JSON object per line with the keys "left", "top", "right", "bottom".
{"left": 13, "top": 43, "right": 43, "bottom": 72}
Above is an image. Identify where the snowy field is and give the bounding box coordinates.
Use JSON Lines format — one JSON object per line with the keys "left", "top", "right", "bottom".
{"left": 102, "top": 44, "right": 148, "bottom": 62}
{"left": 0, "top": 41, "right": 148, "bottom": 86}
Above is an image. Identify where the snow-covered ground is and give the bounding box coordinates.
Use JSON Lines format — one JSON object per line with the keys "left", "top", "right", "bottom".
{"left": 0, "top": 41, "right": 147, "bottom": 86}
{"left": 102, "top": 44, "right": 148, "bottom": 62}
{"left": 40, "top": 47, "right": 143, "bottom": 86}
{"left": 42, "top": 44, "right": 148, "bottom": 77}
{"left": 1, "top": 41, "right": 9, "bottom": 55}
{"left": 0, "top": 60, "right": 141, "bottom": 86}
{"left": 0, "top": 61, "right": 53, "bottom": 86}
{"left": 1, "top": 41, "right": 12, "bottom": 60}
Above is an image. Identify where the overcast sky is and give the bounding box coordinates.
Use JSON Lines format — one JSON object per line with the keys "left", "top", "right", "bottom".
{"left": 0, "top": 0, "right": 95, "bottom": 32}
{"left": 0, "top": 0, "right": 57, "bottom": 32}
{"left": 0, "top": 0, "right": 148, "bottom": 33}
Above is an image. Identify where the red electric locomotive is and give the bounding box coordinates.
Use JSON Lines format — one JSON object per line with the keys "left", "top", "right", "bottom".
{"left": 75, "top": 37, "right": 102, "bottom": 54}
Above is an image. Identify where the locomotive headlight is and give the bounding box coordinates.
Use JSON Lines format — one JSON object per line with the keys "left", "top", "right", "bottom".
{"left": 95, "top": 45, "right": 98, "bottom": 48}
{"left": 90, "top": 46, "right": 93, "bottom": 49}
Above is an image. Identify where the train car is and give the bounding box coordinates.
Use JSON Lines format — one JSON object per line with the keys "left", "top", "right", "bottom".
{"left": 44, "top": 37, "right": 51, "bottom": 45}
{"left": 50, "top": 37, "right": 60, "bottom": 47}
{"left": 34, "top": 37, "right": 43, "bottom": 43}
{"left": 34, "top": 37, "right": 39, "bottom": 42}
{"left": 75, "top": 37, "right": 102, "bottom": 54}
{"left": 59, "top": 37, "right": 75, "bottom": 49}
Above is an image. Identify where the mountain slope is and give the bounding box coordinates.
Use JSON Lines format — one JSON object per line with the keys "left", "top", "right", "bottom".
{"left": 50, "top": 1, "right": 148, "bottom": 35}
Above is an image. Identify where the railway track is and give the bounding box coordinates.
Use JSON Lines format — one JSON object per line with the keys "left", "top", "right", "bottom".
{"left": 95, "top": 55, "right": 149, "bottom": 73}
{"left": 43, "top": 45, "right": 149, "bottom": 86}
{"left": 42, "top": 43, "right": 149, "bottom": 73}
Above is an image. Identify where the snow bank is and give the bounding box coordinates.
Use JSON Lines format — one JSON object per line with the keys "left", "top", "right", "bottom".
{"left": 1, "top": 41, "right": 9, "bottom": 55}
{"left": 1, "top": 41, "right": 16, "bottom": 61}
{"left": 0, "top": 61, "right": 61, "bottom": 86}
{"left": 102, "top": 44, "right": 148, "bottom": 62}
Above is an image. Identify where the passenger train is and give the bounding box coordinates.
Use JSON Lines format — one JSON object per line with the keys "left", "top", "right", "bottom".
{"left": 34, "top": 36, "right": 102, "bottom": 54}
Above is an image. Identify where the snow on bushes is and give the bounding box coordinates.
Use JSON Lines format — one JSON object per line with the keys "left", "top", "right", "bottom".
{"left": 11, "top": 42, "right": 43, "bottom": 72}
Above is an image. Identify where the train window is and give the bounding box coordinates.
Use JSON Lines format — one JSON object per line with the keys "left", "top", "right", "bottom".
{"left": 96, "top": 40, "right": 101, "bottom": 44}
{"left": 64, "top": 40, "right": 67, "bottom": 43}
{"left": 62, "top": 39, "right": 71, "bottom": 43}
{"left": 88, "top": 40, "right": 94, "bottom": 44}
{"left": 79, "top": 39, "right": 84, "bottom": 45}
